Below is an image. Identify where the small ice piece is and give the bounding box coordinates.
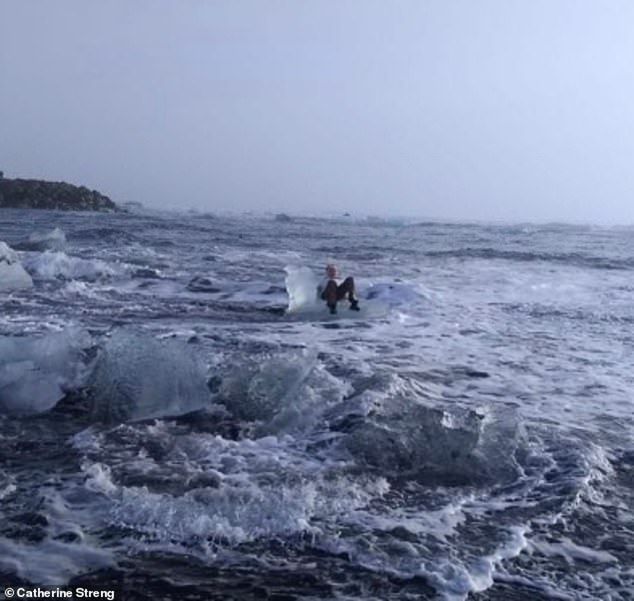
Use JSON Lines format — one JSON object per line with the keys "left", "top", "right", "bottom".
{"left": 0, "top": 241, "right": 33, "bottom": 291}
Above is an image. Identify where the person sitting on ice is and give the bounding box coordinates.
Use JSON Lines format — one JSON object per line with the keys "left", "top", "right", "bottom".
{"left": 317, "top": 263, "right": 360, "bottom": 314}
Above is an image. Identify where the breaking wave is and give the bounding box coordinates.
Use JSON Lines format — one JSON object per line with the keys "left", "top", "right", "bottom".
{"left": 13, "top": 227, "right": 67, "bottom": 252}
{"left": 24, "top": 251, "right": 116, "bottom": 281}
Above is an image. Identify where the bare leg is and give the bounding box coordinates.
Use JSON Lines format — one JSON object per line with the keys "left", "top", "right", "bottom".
{"left": 337, "top": 276, "right": 356, "bottom": 301}
{"left": 338, "top": 277, "right": 359, "bottom": 309}
{"left": 322, "top": 280, "right": 339, "bottom": 311}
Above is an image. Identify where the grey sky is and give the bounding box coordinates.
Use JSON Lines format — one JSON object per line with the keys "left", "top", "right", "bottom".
{"left": 2, "top": 1, "right": 634, "bottom": 223}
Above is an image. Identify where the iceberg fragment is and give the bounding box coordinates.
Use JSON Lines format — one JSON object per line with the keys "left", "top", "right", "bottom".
{"left": 88, "top": 330, "right": 211, "bottom": 422}
{"left": 0, "top": 241, "right": 33, "bottom": 291}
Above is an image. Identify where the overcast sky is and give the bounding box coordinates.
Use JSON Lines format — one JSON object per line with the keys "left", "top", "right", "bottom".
{"left": 1, "top": 1, "right": 634, "bottom": 222}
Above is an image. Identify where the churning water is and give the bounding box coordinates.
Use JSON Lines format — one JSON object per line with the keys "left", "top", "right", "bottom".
{"left": 0, "top": 209, "right": 632, "bottom": 600}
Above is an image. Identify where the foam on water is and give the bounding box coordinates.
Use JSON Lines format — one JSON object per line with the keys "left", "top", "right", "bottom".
{"left": 0, "top": 212, "right": 632, "bottom": 600}
{"left": 24, "top": 251, "right": 116, "bottom": 281}
{"left": 71, "top": 422, "right": 390, "bottom": 549}
{"left": 0, "top": 469, "right": 16, "bottom": 501}
{"left": 59, "top": 362, "right": 540, "bottom": 599}
{"left": 0, "top": 538, "right": 115, "bottom": 586}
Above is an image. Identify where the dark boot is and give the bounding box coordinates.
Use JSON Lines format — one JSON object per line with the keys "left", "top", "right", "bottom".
{"left": 349, "top": 299, "right": 360, "bottom": 311}
{"left": 328, "top": 303, "right": 337, "bottom": 315}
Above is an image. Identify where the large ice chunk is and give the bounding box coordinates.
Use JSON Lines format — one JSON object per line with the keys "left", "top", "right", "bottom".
{"left": 0, "top": 241, "right": 33, "bottom": 291}
{"left": 284, "top": 266, "right": 321, "bottom": 312}
{"left": 0, "top": 329, "right": 89, "bottom": 415}
{"left": 88, "top": 330, "right": 211, "bottom": 423}
{"left": 214, "top": 350, "right": 349, "bottom": 435}
{"left": 284, "top": 265, "right": 422, "bottom": 316}
{"left": 342, "top": 394, "right": 524, "bottom": 485}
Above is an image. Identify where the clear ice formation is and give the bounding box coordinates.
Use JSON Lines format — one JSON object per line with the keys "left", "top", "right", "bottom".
{"left": 0, "top": 328, "right": 89, "bottom": 415}
{"left": 0, "top": 241, "right": 33, "bottom": 291}
{"left": 88, "top": 330, "right": 211, "bottom": 423}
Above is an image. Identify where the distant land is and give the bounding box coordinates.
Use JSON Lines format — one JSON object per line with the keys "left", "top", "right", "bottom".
{"left": 0, "top": 172, "right": 119, "bottom": 212}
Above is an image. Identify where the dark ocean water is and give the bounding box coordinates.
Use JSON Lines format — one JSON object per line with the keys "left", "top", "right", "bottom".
{"left": 0, "top": 209, "right": 632, "bottom": 600}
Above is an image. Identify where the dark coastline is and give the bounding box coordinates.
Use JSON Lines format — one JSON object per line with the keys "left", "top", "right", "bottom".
{"left": 0, "top": 177, "right": 120, "bottom": 212}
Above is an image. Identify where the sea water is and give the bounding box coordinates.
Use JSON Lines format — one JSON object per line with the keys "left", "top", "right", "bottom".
{"left": 0, "top": 209, "right": 632, "bottom": 600}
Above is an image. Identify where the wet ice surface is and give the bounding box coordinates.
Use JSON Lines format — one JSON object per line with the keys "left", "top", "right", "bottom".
{"left": 0, "top": 209, "right": 633, "bottom": 600}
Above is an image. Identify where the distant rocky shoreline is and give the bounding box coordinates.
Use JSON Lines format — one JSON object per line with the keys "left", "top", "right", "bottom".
{"left": 0, "top": 174, "right": 120, "bottom": 212}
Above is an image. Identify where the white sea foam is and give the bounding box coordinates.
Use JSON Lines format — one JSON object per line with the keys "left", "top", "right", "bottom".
{"left": 0, "top": 469, "right": 16, "bottom": 501}
{"left": 24, "top": 250, "right": 115, "bottom": 281}
{"left": 76, "top": 429, "right": 390, "bottom": 551}
{"left": 0, "top": 538, "right": 115, "bottom": 586}
{"left": 61, "top": 280, "right": 97, "bottom": 297}
{"left": 529, "top": 536, "right": 618, "bottom": 564}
